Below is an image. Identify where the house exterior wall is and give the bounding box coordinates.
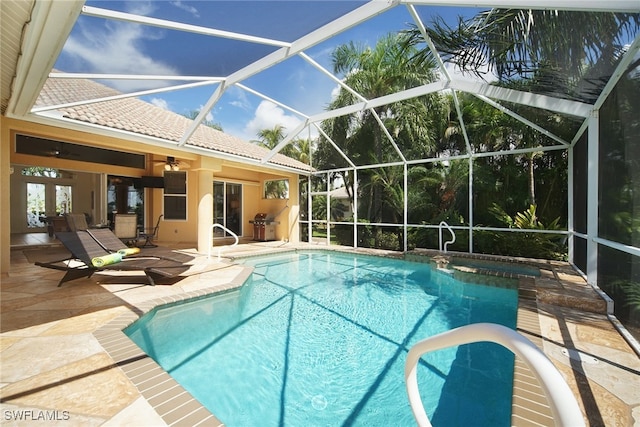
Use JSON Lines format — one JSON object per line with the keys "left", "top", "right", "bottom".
{"left": 1, "top": 116, "right": 301, "bottom": 273}
{"left": 209, "top": 167, "right": 299, "bottom": 243}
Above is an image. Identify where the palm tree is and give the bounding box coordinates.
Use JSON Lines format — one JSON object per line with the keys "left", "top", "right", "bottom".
{"left": 404, "top": 10, "right": 638, "bottom": 82}
{"left": 291, "top": 137, "right": 311, "bottom": 165}
{"left": 320, "top": 33, "right": 442, "bottom": 231}
{"left": 184, "top": 110, "right": 223, "bottom": 131}
{"left": 437, "top": 86, "right": 574, "bottom": 223}
{"left": 253, "top": 125, "right": 312, "bottom": 164}
{"left": 253, "top": 124, "right": 286, "bottom": 150}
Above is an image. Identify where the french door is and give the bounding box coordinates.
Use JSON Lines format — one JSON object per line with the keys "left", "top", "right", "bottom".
{"left": 26, "top": 182, "right": 73, "bottom": 230}
{"left": 213, "top": 181, "right": 242, "bottom": 237}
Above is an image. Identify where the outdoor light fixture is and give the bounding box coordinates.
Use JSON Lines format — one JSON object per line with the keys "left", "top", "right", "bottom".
{"left": 165, "top": 156, "right": 180, "bottom": 171}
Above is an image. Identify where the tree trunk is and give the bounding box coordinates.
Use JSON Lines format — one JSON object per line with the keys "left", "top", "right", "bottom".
{"left": 528, "top": 153, "right": 536, "bottom": 206}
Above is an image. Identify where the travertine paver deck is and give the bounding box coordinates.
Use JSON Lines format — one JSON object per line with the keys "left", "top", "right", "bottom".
{"left": 1, "top": 242, "right": 639, "bottom": 426}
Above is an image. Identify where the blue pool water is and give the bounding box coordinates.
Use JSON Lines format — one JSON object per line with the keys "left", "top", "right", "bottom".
{"left": 125, "top": 251, "right": 517, "bottom": 426}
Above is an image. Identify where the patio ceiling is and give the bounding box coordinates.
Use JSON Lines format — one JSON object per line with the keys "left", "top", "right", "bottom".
{"left": 2, "top": 0, "right": 640, "bottom": 169}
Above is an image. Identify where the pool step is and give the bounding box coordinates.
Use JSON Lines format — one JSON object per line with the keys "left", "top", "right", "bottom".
{"left": 406, "top": 249, "right": 608, "bottom": 314}
{"left": 449, "top": 265, "right": 520, "bottom": 289}
{"left": 518, "top": 277, "right": 537, "bottom": 301}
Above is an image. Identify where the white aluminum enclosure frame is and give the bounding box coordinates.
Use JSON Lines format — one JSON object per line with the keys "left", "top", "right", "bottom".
{"left": 5, "top": 0, "right": 640, "bottom": 298}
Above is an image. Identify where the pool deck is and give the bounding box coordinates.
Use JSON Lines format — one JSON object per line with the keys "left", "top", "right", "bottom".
{"left": 2, "top": 240, "right": 639, "bottom": 426}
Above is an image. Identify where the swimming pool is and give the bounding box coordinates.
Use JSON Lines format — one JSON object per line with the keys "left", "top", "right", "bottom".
{"left": 125, "top": 250, "right": 517, "bottom": 426}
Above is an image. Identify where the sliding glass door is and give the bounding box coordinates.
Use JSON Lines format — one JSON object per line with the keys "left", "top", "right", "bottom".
{"left": 213, "top": 181, "right": 242, "bottom": 237}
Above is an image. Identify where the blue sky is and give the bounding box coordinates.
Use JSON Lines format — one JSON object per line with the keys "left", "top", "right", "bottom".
{"left": 55, "top": 1, "right": 478, "bottom": 142}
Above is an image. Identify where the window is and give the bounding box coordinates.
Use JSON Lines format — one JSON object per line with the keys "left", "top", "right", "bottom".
{"left": 22, "top": 167, "right": 60, "bottom": 178}
{"left": 264, "top": 179, "right": 289, "bottom": 199}
{"left": 164, "top": 171, "right": 187, "bottom": 220}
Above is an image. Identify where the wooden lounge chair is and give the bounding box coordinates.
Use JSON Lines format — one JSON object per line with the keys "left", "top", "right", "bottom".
{"left": 36, "top": 231, "right": 191, "bottom": 286}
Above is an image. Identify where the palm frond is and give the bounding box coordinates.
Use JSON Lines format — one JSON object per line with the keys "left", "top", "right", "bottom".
{"left": 403, "top": 10, "right": 640, "bottom": 83}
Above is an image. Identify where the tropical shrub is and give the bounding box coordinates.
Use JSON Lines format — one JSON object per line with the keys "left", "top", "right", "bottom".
{"left": 476, "top": 204, "right": 566, "bottom": 260}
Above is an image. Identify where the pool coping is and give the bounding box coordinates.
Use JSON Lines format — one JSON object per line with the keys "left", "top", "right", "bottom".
{"left": 94, "top": 247, "right": 597, "bottom": 426}
{"left": 93, "top": 265, "right": 253, "bottom": 426}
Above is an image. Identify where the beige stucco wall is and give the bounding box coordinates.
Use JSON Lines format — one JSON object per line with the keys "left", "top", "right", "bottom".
{"left": 209, "top": 166, "right": 299, "bottom": 243}
{"left": 1, "top": 115, "right": 302, "bottom": 274}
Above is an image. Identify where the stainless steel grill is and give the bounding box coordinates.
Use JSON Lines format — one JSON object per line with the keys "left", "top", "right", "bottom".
{"left": 249, "top": 213, "right": 276, "bottom": 241}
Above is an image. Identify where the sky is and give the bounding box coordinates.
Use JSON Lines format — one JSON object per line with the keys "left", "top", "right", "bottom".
{"left": 54, "top": 1, "right": 480, "bottom": 143}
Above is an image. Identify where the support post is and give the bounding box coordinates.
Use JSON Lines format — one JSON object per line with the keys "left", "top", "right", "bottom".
{"left": 586, "top": 110, "right": 599, "bottom": 286}
{"left": 197, "top": 169, "right": 214, "bottom": 254}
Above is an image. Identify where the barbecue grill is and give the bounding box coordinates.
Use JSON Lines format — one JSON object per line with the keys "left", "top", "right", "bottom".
{"left": 249, "top": 213, "right": 277, "bottom": 241}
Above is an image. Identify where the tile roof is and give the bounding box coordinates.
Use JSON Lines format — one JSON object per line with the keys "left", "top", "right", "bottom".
{"left": 35, "top": 75, "right": 312, "bottom": 172}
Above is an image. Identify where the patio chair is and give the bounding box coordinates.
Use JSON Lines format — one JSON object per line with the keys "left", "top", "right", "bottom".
{"left": 138, "top": 214, "right": 163, "bottom": 248}
{"left": 36, "top": 230, "right": 191, "bottom": 286}
{"left": 65, "top": 213, "right": 89, "bottom": 231}
{"left": 113, "top": 213, "right": 140, "bottom": 246}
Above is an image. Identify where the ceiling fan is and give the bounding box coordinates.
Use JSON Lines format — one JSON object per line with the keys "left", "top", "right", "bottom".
{"left": 47, "top": 142, "right": 77, "bottom": 158}
{"left": 153, "top": 156, "right": 191, "bottom": 171}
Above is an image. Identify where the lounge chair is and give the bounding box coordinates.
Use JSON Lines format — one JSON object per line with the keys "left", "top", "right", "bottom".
{"left": 86, "top": 228, "right": 193, "bottom": 264}
{"left": 36, "top": 231, "right": 191, "bottom": 286}
{"left": 64, "top": 213, "right": 90, "bottom": 231}
{"left": 65, "top": 213, "right": 193, "bottom": 262}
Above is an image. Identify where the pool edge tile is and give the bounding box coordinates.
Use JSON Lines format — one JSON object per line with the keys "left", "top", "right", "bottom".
{"left": 512, "top": 280, "right": 554, "bottom": 426}
{"left": 93, "top": 276, "right": 249, "bottom": 426}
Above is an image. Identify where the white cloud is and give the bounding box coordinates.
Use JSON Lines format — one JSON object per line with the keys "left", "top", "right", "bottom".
{"left": 150, "top": 97, "right": 170, "bottom": 110}
{"left": 61, "top": 12, "right": 178, "bottom": 92}
{"left": 126, "top": 2, "right": 154, "bottom": 16}
{"left": 170, "top": 1, "right": 200, "bottom": 18}
{"left": 444, "top": 60, "right": 498, "bottom": 83}
{"left": 242, "top": 101, "right": 309, "bottom": 142}
{"left": 309, "top": 46, "right": 335, "bottom": 64}
{"left": 330, "top": 84, "right": 341, "bottom": 101}
{"left": 227, "top": 86, "right": 251, "bottom": 111}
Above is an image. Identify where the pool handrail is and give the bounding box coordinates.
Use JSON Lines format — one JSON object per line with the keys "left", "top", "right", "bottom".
{"left": 438, "top": 221, "right": 455, "bottom": 252}
{"left": 208, "top": 223, "right": 239, "bottom": 261}
{"left": 405, "top": 323, "right": 585, "bottom": 427}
